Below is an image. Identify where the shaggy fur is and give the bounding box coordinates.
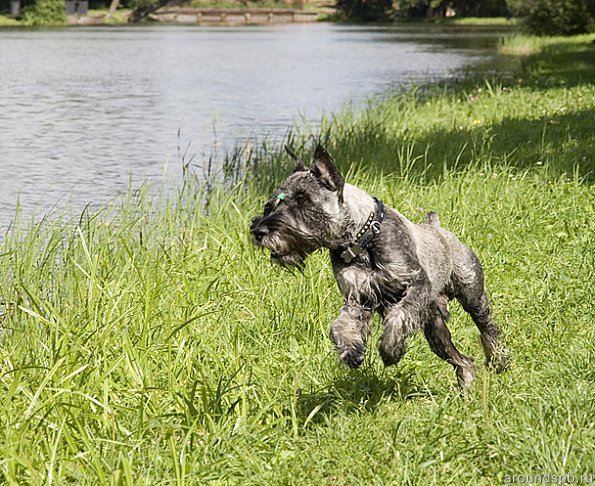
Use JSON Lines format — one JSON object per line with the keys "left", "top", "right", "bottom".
{"left": 250, "top": 145, "right": 508, "bottom": 388}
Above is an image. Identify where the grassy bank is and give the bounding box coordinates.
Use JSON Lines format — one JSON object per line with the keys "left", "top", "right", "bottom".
{"left": 498, "top": 32, "right": 595, "bottom": 56}
{"left": 498, "top": 33, "right": 595, "bottom": 87}
{"left": 0, "top": 14, "right": 20, "bottom": 26}
{"left": 87, "top": 8, "right": 132, "bottom": 24}
{"left": 435, "top": 16, "right": 517, "bottom": 26}
{"left": 1, "top": 36, "right": 594, "bottom": 484}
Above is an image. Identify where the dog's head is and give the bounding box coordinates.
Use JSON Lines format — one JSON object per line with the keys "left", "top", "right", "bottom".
{"left": 250, "top": 145, "right": 345, "bottom": 268}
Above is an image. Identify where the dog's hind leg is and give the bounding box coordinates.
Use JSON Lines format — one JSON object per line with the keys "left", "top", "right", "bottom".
{"left": 457, "top": 286, "right": 509, "bottom": 373}
{"left": 452, "top": 252, "right": 509, "bottom": 373}
{"left": 330, "top": 304, "right": 373, "bottom": 369}
{"left": 424, "top": 296, "right": 475, "bottom": 389}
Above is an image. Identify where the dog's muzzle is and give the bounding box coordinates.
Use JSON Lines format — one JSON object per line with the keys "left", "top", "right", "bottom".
{"left": 250, "top": 220, "right": 268, "bottom": 245}
{"left": 250, "top": 216, "right": 270, "bottom": 245}
{"left": 250, "top": 215, "right": 307, "bottom": 268}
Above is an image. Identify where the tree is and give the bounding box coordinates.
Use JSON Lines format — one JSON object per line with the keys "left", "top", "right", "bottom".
{"left": 507, "top": 0, "right": 593, "bottom": 35}
{"left": 128, "top": 0, "right": 169, "bottom": 22}
{"left": 21, "top": 0, "right": 65, "bottom": 24}
{"left": 452, "top": 0, "right": 509, "bottom": 16}
{"left": 106, "top": 0, "right": 120, "bottom": 19}
{"left": 393, "top": 0, "right": 446, "bottom": 18}
{"left": 393, "top": 0, "right": 509, "bottom": 18}
{"left": 336, "top": 0, "right": 393, "bottom": 21}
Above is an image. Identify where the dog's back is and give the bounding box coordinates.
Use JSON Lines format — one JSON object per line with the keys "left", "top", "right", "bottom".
{"left": 425, "top": 211, "right": 441, "bottom": 227}
{"left": 419, "top": 212, "right": 486, "bottom": 301}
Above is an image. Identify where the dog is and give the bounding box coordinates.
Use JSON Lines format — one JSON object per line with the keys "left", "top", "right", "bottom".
{"left": 250, "top": 145, "right": 508, "bottom": 388}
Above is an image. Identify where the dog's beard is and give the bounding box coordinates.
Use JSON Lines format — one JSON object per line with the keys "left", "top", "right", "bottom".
{"left": 270, "top": 251, "right": 308, "bottom": 269}
{"left": 253, "top": 226, "right": 320, "bottom": 270}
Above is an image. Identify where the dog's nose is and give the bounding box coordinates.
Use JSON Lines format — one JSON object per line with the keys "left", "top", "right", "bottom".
{"left": 252, "top": 225, "right": 269, "bottom": 242}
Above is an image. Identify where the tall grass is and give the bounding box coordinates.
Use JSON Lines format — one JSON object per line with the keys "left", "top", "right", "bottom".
{"left": 498, "top": 33, "right": 595, "bottom": 56}
{"left": 1, "top": 36, "right": 594, "bottom": 484}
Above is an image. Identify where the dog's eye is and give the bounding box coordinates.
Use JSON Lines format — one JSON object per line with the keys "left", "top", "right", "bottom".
{"left": 295, "top": 193, "right": 306, "bottom": 205}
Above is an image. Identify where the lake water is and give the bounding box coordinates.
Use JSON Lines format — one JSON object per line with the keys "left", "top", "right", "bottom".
{"left": 0, "top": 24, "right": 508, "bottom": 231}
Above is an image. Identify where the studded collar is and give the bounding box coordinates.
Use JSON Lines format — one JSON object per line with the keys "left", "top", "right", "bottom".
{"left": 340, "top": 198, "right": 385, "bottom": 263}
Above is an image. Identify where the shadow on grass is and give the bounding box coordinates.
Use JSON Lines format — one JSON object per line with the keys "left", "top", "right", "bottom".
{"left": 523, "top": 38, "right": 595, "bottom": 87}
{"left": 326, "top": 106, "right": 595, "bottom": 184}
{"left": 302, "top": 39, "right": 595, "bottom": 184}
{"left": 295, "top": 368, "right": 431, "bottom": 426}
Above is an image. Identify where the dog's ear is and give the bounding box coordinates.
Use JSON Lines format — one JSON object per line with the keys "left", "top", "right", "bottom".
{"left": 311, "top": 145, "right": 344, "bottom": 201}
{"left": 285, "top": 145, "right": 308, "bottom": 172}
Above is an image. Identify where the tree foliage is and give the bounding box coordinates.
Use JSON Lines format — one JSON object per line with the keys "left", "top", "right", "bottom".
{"left": 454, "top": 0, "right": 508, "bottom": 16}
{"left": 128, "top": 0, "right": 169, "bottom": 21}
{"left": 507, "top": 0, "right": 594, "bottom": 35}
{"left": 396, "top": 0, "right": 508, "bottom": 17}
{"left": 337, "top": 0, "right": 510, "bottom": 21}
{"left": 336, "top": 0, "right": 393, "bottom": 21}
{"left": 21, "top": 0, "right": 65, "bottom": 25}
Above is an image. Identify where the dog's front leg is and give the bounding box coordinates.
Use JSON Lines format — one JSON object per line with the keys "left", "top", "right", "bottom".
{"left": 379, "top": 278, "right": 432, "bottom": 367}
{"left": 330, "top": 304, "right": 373, "bottom": 369}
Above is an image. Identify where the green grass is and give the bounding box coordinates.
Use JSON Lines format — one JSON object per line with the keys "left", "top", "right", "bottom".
{"left": 85, "top": 9, "right": 132, "bottom": 24}
{"left": 436, "top": 16, "right": 518, "bottom": 26}
{"left": 1, "top": 35, "right": 594, "bottom": 484}
{"left": 0, "top": 8, "right": 121, "bottom": 27}
{"left": 0, "top": 14, "right": 21, "bottom": 26}
{"left": 498, "top": 33, "right": 595, "bottom": 56}
{"left": 498, "top": 34, "right": 595, "bottom": 87}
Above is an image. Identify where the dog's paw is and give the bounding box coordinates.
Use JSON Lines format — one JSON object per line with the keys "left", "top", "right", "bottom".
{"left": 456, "top": 362, "right": 476, "bottom": 390}
{"left": 378, "top": 340, "right": 406, "bottom": 367}
{"left": 379, "top": 351, "right": 404, "bottom": 367}
{"left": 337, "top": 343, "right": 366, "bottom": 369}
{"left": 486, "top": 349, "right": 510, "bottom": 373}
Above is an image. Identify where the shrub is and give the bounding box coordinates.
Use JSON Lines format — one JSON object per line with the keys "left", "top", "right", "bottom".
{"left": 507, "top": 0, "right": 592, "bottom": 35}
{"left": 336, "top": 0, "right": 393, "bottom": 21}
{"left": 452, "top": 0, "right": 509, "bottom": 16}
{"left": 22, "top": 0, "right": 65, "bottom": 25}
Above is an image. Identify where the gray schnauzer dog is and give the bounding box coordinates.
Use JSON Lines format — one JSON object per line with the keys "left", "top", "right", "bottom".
{"left": 250, "top": 145, "right": 508, "bottom": 388}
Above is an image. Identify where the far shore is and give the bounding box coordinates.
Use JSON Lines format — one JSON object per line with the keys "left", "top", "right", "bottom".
{"left": 0, "top": 11, "right": 518, "bottom": 28}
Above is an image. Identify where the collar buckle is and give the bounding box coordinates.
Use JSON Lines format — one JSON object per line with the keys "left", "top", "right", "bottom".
{"left": 340, "top": 198, "right": 384, "bottom": 264}
{"left": 370, "top": 220, "right": 381, "bottom": 235}
{"left": 340, "top": 244, "right": 362, "bottom": 264}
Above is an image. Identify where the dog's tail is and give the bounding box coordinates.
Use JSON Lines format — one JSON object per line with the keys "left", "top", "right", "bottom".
{"left": 425, "top": 211, "right": 441, "bottom": 227}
